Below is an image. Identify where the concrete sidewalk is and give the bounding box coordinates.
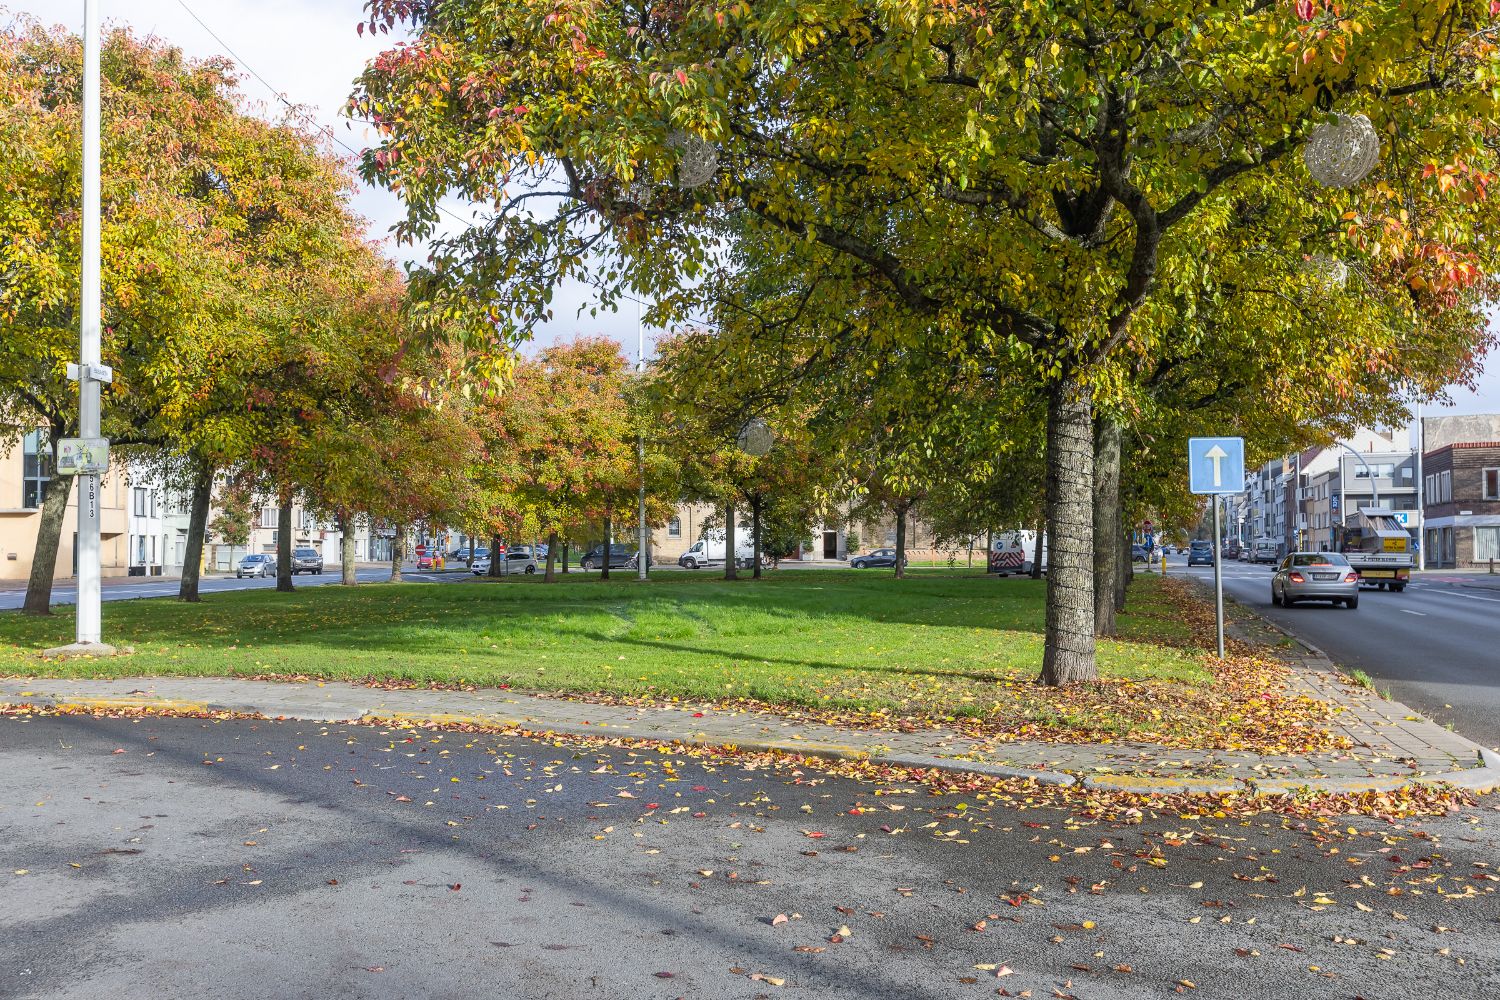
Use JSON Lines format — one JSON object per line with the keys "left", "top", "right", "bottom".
{"left": 5, "top": 638, "right": 1496, "bottom": 797}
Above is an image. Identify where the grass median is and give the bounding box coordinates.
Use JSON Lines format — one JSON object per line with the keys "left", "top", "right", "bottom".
{"left": 0, "top": 569, "right": 1334, "bottom": 749}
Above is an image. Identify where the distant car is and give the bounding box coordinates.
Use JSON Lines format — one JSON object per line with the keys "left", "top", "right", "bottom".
{"left": 850, "top": 548, "right": 906, "bottom": 569}
{"left": 289, "top": 546, "right": 323, "bottom": 575}
{"left": 580, "top": 544, "right": 637, "bottom": 571}
{"left": 1131, "top": 544, "right": 1150, "bottom": 562}
{"left": 236, "top": 553, "right": 275, "bottom": 579}
{"left": 1222, "top": 540, "right": 1242, "bottom": 560}
{"left": 415, "top": 550, "right": 441, "bottom": 570}
{"left": 1187, "top": 540, "right": 1214, "bottom": 566}
{"left": 1272, "top": 551, "right": 1359, "bottom": 609}
{"left": 1237, "top": 545, "right": 1250, "bottom": 562}
{"left": 450, "top": 547, "right": 472, "bottom": 563}
{"left": 473, "top": 548, "right": 540, "bottom": 576}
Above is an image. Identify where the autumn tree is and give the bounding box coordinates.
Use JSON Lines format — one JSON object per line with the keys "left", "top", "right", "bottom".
{"left": 356, "top": 1, "right": 1500, "bottom": 683}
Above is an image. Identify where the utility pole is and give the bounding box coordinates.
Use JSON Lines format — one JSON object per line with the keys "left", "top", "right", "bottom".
{"left": 637, "top": 301, "right": 649, "bottom": 581}
{"left": 48, "top": 0, "right": 114, "bottom": 657}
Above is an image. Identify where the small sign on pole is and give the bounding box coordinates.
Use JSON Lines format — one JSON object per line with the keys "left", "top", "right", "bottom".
{"left": 1187, "top": 437, "right": 1244, "bottom": 659}
{"left": 55, "top": 438, "right": 109, "bottom": 476}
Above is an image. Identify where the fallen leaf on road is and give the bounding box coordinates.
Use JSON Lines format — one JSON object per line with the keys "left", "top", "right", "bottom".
{"left": 771, "top": 914, "right": 789, "bottom": 927}
{"left": 749, "top": 973, "right": 786, "bottom": 986}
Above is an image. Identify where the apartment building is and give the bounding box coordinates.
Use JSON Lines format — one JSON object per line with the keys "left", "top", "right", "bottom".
{"left": 0, "top": 430, "right": 129, "bottom": 581}
{"left": 1421, "top": 414, "right": 1500, "bottom": 568}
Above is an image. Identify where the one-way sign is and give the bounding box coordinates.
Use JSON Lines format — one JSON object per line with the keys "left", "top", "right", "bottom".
{"left": 1188, "top": 437, "right": 1245, "bottom": 495}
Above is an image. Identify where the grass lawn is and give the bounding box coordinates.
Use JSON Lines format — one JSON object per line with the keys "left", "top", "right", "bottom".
{"left": 0, "top": 570, "right": 1324, "bottom": 748}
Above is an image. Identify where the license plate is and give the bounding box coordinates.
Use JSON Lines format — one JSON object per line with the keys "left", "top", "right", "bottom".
{"left": 1313, "top": 573, "right": 1339, "bottom": 580}
{"left": 1361, "top": 570, "right": 1395, "bottom": 579}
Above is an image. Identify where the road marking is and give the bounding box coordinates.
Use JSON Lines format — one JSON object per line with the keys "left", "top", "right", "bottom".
{"left": 1399, "top": 609, "right": 1428, "bottom": 616}
{"left": 1431, "top": 590, "right": 1500, "bottom": 604}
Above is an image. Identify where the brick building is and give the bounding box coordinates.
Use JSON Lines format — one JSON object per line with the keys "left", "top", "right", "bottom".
{"left": 1422, "top": 439, "right": 1500, "bottom": 569}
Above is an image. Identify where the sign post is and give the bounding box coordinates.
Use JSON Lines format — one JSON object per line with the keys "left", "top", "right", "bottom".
{"left": 1188, "top": 437, "right": 1246, "bottom": 659}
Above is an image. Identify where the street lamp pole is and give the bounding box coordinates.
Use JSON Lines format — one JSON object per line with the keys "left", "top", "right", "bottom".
{"left": 73, "top": 0, "right": 108, "bottom": 652}
{"left": 637, "top": 301, "right": 649, "bottom": 581}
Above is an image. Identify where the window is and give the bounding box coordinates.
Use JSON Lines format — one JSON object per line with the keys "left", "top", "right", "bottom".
{"left": 132, "top": 488, "right": 147, "bottom": 517}
{"left": 1476, "top": 527, "right": 1500, "bottom": 562}
{"left": 149, "top": 491, "right": 157, "bottom": 518}
{"left": 667, "top": 517, "right": 681, "bottom": 538}
{"left": 1441, "top": 470, "right": 1453, "bottom": 503}
{"left": 21, "top": 430, "right": 49, "bottom": 508}
{"left": 1425, "top": 474, "right": 1436, "bottom": 502}
{"left": 1484, "top": 468, "right": 1500, "bottom": 501}
{"left": 260, "top": 506, "right": 278, "bottom": 529}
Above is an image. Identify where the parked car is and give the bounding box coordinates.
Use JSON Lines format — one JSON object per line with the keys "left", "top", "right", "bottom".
{"left": 236, "top": 553, "right": 275, "bottom": 579}
{"left": 470, "top": 553, "right": 491, "bottom": 575}
{"left": 849, "top": 548, "right": 907, "bottom": 569}
{"left": 1272, "top": 551, "right": 1360, "bottom": 609}
{"left": 1237, "top": 544, "right": 1250, "bottom": 562}
{"left": 580, "top": 544, "right": 638, "bottom": 571}
{"left": 289, "top": 546, "right": 324, "bottom": 575}
{"left": 1131, "top": 543, "right": 1151, "bottom": 562}
{"left": 1187, "top": 540, "right": 1214, "bottom": 566}
{"left": 450, "top": 547, "right": 473, "bottom": 563}
{"left": 1222, "top": 540, "right": 1242, "bottom": 560}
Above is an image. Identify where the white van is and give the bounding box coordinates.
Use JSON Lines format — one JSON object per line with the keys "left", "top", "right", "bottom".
{"left": 678, "top": 529, "right": 757, "bottom": 570}
{"left": 990, "top": 530, "right": 1048, "bottom": 576}
{"left": 1249, "top": 538, "right": 1281, "bottom": 564}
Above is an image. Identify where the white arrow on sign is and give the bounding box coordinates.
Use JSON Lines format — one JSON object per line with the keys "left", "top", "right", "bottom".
{"left": 1204, "top": 444, "right": 1229, "bottom": 488}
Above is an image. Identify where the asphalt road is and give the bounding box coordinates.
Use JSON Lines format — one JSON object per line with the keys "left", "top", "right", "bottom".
{"left": 0, "top": 569, "right": 421, "bottom": 611}
{"left": 1178, "top": 559, "right": 1500, "bottom": 750}
{"left": 2, "top": 712, "right": 1497, "bottom": 999}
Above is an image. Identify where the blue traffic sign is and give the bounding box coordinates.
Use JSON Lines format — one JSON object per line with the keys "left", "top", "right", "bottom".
{"left": 1187, "top": 437, "right": 1245, "bottom": 495}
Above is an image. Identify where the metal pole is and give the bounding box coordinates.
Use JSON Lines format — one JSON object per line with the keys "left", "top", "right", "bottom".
{"left": 636, "top": 300, "right": 648, "bottom": 581}
{"left": 77, "top": 0, "right": 104, "bottom": 647}
{"left": 1416, "top": 408, "right": 1426, "bottom": 572}
{"left": 1212, "top": 495, "right": 1225, "bottom": 658}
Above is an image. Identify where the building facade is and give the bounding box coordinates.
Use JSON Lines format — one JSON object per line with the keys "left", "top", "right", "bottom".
{"left": 1422, "top": 441, "right": 1500, "bottom": 569}
{"left": 0, "top": 430, "right": 129, "bottom": 581}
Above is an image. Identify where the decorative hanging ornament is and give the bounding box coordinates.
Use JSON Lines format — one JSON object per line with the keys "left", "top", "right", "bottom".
{"left": 668, "top": 130, "right": 719, "bottom": 189}
{"left": 1300, "top": 254, "right": 1348, "bottom": 290}
{"left": 1303, "top": 113, "right": 1380, "bottom": 188}
{"left": 736, "top": 417, "right": 774, "bottom": 456}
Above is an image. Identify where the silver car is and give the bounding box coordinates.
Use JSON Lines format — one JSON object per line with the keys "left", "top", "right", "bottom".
{"left": 1271, "top": 552, "right": 1360, "bottom": 609}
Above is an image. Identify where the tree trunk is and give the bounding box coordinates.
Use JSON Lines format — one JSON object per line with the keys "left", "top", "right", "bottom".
{"left": 601, "top": 517, "right": 612, "bottom": 580}
{"left": 1093, "top": 417, "right": 1122, "bottom": 637}
{"left": 275, "top": 492, "right": 295, "bottom": 593}
{"left": 561, "top": 541, "right": 570, "bottom": 574}
{"left": 1029, "top": 514, "right": 1045, "bottom": 579}
{"left": 489, "top": 534, "right": 502, "bottom": 578}
{"left": 177, "top": 462, "right": 213, "bottom": 602}
{"left": 340, "top": 513, "right": 358, "bottom": 586}
{"left": 22, "top": 471, "right": 74, "bottom": 615}
{"left": 545, "top": 530, "right": 558, "bottom": 582}
{"left": 1039, "top": 377, "right": 1096, "bottom": 686}
{"left": 752, "top": 496, "right": 763, "bottom": 580}
{"left": 724, "top": 500, "right": 738, "bottom": 581}
{"left": 389, "top": 525, "right": 405, "bottom": 583}
{"left": 893, "top": 504, "right": 908, "bottom": 579}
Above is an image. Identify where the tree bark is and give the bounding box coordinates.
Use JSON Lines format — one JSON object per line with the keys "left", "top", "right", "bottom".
{"left": 389, "top": 524, "right": 405, "bottom": 583}
{"left": 489, "top": 533, "right": 503, "bottom": 578}
{"left": 724, "top": 500, "right": 738, "bottom": 581}
{"left": 22, "top": 471, "right": 74, "bottom": 615}
{"left": 275, "top": 491, "right": 295, "bottom": 593}
{"left": 1039, "top": 377, "right": 1097, "bottom": 686}
{"left": 340, "top": 513, "right": 358, "bottom": 586}
{"left": 1029, "top": 514, "right": 1045, "bottom": 579}
{"left": 601, "top": 517, "right": 612, "bottom": 580}
{"left": 893, "top": 503, "right": 908, "bottom": 579}
{"left": 177, "top": 462, "right": 213, "bottom": 602}
{"left": 1093, "top": 417, "right": 1122, "bottom": 636}
{"left": 544, "top": 530, "right": 558, "bottom": 582}
{"left": 751, "top": 495, "right": 763, "bottom": 580}
{"left": 561, "top": 541, "right": 570, "bottom": 574}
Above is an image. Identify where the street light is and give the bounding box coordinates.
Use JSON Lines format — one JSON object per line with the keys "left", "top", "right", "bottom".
{"left": 46, "top": 0, "right": 113, "bottom": 658}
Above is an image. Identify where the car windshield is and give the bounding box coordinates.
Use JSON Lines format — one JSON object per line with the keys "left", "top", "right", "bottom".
{"left": 1292, "top": 553, "right": 1349, "bottom": 567}
{"left": 244, "top": 555, "right": 265, "bottom": 562}
{"left": 295, "top": 549, "right": 317, "bottom": 557}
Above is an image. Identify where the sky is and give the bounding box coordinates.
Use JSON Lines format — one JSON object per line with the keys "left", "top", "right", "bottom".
{"left": 7, "top": 0, "right": 1500, "bottom": 420}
